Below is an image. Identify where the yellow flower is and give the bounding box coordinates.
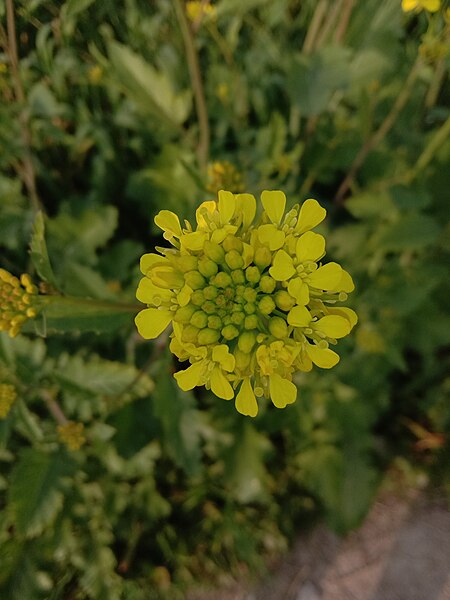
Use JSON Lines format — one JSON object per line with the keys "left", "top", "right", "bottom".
{"left": 57, "top": 421, "right": 86, "bottom": 451}
{"left": 207, "top": 161, "right": 245, "bottom": 195}
{"left": 402, "top": 0, "right": 441, "bottom": 13}
{"left": 88, "top": 65, "right": 103, "bottom": 84}
{"left": 0, "top": 269, "right": 40, "bottom": 337}
{"left": 0, "top": 383, "right": 17, "bottom": 418}
{"left": 135, "top": 190, "right": 357, "bottom": 417}
{"left": 186, "top": 1, "right": 216, "bottom": 22}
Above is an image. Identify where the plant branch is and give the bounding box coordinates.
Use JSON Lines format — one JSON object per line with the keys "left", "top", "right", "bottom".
{"left": 174, "top": 0, "right": 210, "bottom": 171}
{"left": 42, "top": 390, "right": 68, "bottom": 426}
{"left": 5, "top": 0, "right": 41, "bottom": 213}
{"left": 335, "top": 58, "right": 422, "bottom": 203}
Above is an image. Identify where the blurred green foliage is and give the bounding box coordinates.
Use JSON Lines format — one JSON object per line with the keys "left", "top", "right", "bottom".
{"left": 0, "top": 0, "right": 449, "bottom": 597}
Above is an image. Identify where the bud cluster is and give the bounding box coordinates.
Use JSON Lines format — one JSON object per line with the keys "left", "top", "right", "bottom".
{"left": 0, "top": 383, "right": 17, "bottom": 418}
{"left": 0, "top": 269, "right": 39, "bottom": 338}
{"left": 57, "top": 421, "right": 86, "bottom": 451}
{"left": 207, "top": 161, "right": 245, "bottom": 195}
{"left": 136, "top": 190, "right": 357, "bottom": 417}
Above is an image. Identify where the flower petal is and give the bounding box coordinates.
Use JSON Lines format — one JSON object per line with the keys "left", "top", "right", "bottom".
{"left": 327, "top": 307, "right": 358, "bottom": 329}
{"left": 136, "top": 277, "right": 172, "bottom": 304}
{"left": 174, "top": 360, "right": 205, "bottom": 391}
{"left": 235, "top": 378, "right": 258, "bottom": 417}
{"left": 258, "top": 224, "right": 285, "bottom": 251}
{"left": 135, "top": 308, "right": 172, "bottom": 339}
{"left": 236, "top": 193, "right": 256, "bottom": 230}
{"left": 154, "top": 210, "right": 182, "bottom": 237}
{"left": 140, "top": 253, "right": 168, "bottom": 275}
{"left": 296, "top": 199, "right": 326, "bottom": 234}
{"left": 177, "top": 284, "right": 193, "bottom": 307}
{"left": 269, "top": 249, "right": 295, "bottom": 281}
{"left": 296, "top": 232, "right": 326, "bottom": 262}
{"left": 305, "top": 344, "right": 340, "bottom": 368}
{"left": 314, "top": 315, "right": 351, "bottom": 338}
{"left": 196, "top": 201, "right": 217, "bottom": 228}
{"left": 287, "top": 305, "right": 311, "bottom": 327}
{"left": 212, "top": 345, "right": 235, "bottom": 372}
{"left": 261, "top": 190, "right": 286, "bottom": 225}
{"left": 422, "top": 0, "right": 440, "bottom": 11}
{"left": 332, "top": 269, "right": 355, "bottom": 293}
{"left": 269, "top": 373, "right": 297, "bottom": 408}
{"left": 210, "top": 367, "right": 234, "bottom": 400}
{"left": 402, "top": 0, "right": 418, "bottom": 9}
{"left": 218, "top": 190, "right": 236, "bottom": 224}
{"left": 180, "top": 231, "right": 208, "bottom": 252}
{"left": 287, "top": 278, "right": 310, "bottom": 305}
{"left": 308, "top": 262, "right": 342, "bottom": 290}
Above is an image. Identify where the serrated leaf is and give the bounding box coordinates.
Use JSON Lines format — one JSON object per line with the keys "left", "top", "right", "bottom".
{"left": 107, "top": 41, "right": 191, "bottom": 127}
{"left": 378, "top": 213, "right": 440, "bottom": 251}
{"left": 29, "top": 211, "right": 58, "bottom": 288}
{"left": 9, "top": 449, "right": 75, "bottom": 537}
{"left": 287, "top": 47, "right": 351, "bottom": 116}
{"left": 152, "top": 353, "right": 202, "bottom": 476}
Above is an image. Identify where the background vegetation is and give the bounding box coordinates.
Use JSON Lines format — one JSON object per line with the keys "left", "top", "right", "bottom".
{"left": 0, "top": 0, "right": 449, "bottom": 597}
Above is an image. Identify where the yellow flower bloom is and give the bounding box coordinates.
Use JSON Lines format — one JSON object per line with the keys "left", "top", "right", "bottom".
{"left": 186, "top": 1, "right": 216, "bottom": 22}
{"left": 0, "top": 269, "right": 40, "bottom": 337}
{"left": 0, "top": 383, "right": 17, "bottom": 418}
{"left": 136, "top": 190, "right": 357, "bottom": 417}
{"left": 402, "top": 0, "right": 441, "bottom": 13}
{"left": 207, "top": 161, "right": 245, "bottom": 195}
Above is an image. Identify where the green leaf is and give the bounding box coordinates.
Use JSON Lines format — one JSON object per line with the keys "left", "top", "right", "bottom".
{"left": 107, "top": 41, "right": 191, "bottom": 127}
{"left": 287, "top": 47, "right": 351, "bottom": 116}
{"left": 345, "top": 191, "right": 394, "bottom": 219}
{"left": 378, "top": 213, "right": 440, "bottom": 251}
{"left": 152, "top": 353, "right": 202, "bottom": 476}
{"left": 9, "top": 449, "right": 75, "bottom": 537}
{"left": 29, "top": 211, "right": 58, "bottom": 288}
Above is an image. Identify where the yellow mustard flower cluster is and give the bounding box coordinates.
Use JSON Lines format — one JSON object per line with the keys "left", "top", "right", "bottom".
{"left": 402, "top": 0, "right": 440, "bottom": 12}
{"left": 57, "top": 421, "right": 86, "bottom": 451}
{"left": 0, "top": 269, "right": 39, "bottom": 338}
{"left": 135, "top": 191, "right": 357, "bottom": 417}
{"left": 0, "top": 383, "right": 17, "bottom": 418}
{"left": 207, "top": 161, "right": 245, "bottom": 195}
{"left": 186, "top": 1, "right": 216, "bottom": 22}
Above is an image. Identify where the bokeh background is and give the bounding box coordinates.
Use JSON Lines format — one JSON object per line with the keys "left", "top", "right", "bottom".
{"left": 0, "top": 0, "right": 449, "bottom": 598}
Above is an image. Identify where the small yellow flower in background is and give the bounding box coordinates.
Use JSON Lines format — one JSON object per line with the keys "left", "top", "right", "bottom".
{"left": 356, "top": 325, "right": 385, "bottom": 354}
{"left": 0, "top": 63, "right": 7, "bottom": 74}
{"left": 207, "top": 161, "right": 245, "bottom": 195}
{"left": 88, "top": 65, "right": 103, "bottom": 84}
{"left": 0, "top": 383, "right": 17, "bottom": 418}
{"left": 57, "top": 421, "right": 86, "bottom": 451}
{"left": 216, "top": 83, "right": 229, "bottom": 103}
{"left": 402, "top": 0, "right": 441, "bottom": 13}
{"left": 0, "top": 269, "right": 39, "bottom": 338}
{"left": 135, "top": 190, "right": 357, "bottom": 417}
{"left": 186, "top": 1, "right": 216, "bottom": 22}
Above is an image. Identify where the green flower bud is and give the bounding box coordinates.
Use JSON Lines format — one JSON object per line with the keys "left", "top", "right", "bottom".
{"left": 204, "top": 241, "right": 225, "bottom": 263}
{"left": 173, "top": 304, "right": 196, "bottom": 323}
{"left": 190, "top": 290, "right": 205, "bottom": 306}
{"left": 191, "top": 310, "right": 208, "bottom": 329}
{"left": 231, "top": 311, "right": 245, "bottom": 326}
{"left": 177, "top": 255, "right": 198, "bottom": 273}
{"left": 243, "top": 288, "right": 257, "bottom": 303}
{"left": 275, "top": 290, "right": 296, "bottom": 311}
{"left": 203, "top": 301, "right": 217, "bottom": 314}
{"left": 183, "top": 325, "right": 200, "bottom": 343}
{"left": 222, "top": 235, "right": 243, "bottom": 253}
{"left": 198, "top": 258, "right": 219, "bottom": 278}
{"left": 258, "top": 296, "right": 276, "bottom": 315}
{"left": 203, "top": 285, "right": 218, "bottom": 300}
{"left": 238, "top": 331, "right": 256, "bottom": 353}
{"left": 244, "top": 314, "right": 258, "bottom": 330}
{"left": 235, "top": 285, "right": 245, "bottom": 298}
{"left": 244, "top": 302, "right": 256, "bottom": 314}
{"left": 184, "top": 271, "right": 206, "bottom": 290}
{"left": 231, "top": 269, "right": 245, "bottom": 285}
{"left": 254, "top": 247, "right": 272, "bottom": 269}
{"left": 259, "top": 275, "right": 276, "bottom": 293}
{"left": 221, "top": 324, "right": 240, "bottom": 340}
{"left": 197, "top": 328, "right": 221, "bottom": 345}
{"left": 225, "top": 250, "right": 244, "bottom": 270}
{"left": 216, "top": 294, "right": 226, "bottom": 308}
{"left": 245, "top": 266, "right": 260, "bottom": 284}
{"left": 213, "top": 272, "right": 232, "bottom": 289}
{"left": 269, "top": 316, "right": 288, "bottom": 339}
{"left": 224, "top": 286, "right": 235, "bottom": 300}
{"left": 208, "top": 315, "right": 222, "bottom": 329}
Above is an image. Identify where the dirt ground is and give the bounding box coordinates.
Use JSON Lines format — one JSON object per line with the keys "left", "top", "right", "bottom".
{"left": 188, "top": 489, "right": 450, "bottom": 600}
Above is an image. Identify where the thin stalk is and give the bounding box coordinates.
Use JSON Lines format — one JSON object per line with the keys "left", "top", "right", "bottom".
{"left": 5, "top": 0, "right": 41, "bottom": 213}
{"left": 42, "top": 389, "right": 68, "bottom": 426}
{"left": 335, "top": 58, "right": 422, "bottom": 203}
{"left": 174, "top": 0, "right": 210, "bottom": 171}
{"left": 334, "top": 0, "right": 354, "bottom": 44}
{"left": 303, "top": 0, "right": 328, "bottom": 54}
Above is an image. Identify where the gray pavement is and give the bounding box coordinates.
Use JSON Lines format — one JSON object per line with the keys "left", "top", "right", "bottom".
{"left": 189, "top": 490, "right": 450, "bottom": 600}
